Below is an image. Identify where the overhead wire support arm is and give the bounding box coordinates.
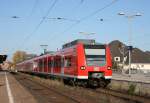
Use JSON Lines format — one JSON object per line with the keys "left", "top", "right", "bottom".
{"left": 50, "top": 0, "right": 119, "bottom": 41}
{"left": 59, "top": 0, "right": 119, "bottom": 35}
{"left": 46, "top": 17, "right": 80, "bottom": 22}
{"left": 118, "top": 12, "right": 142, "bottom": 77}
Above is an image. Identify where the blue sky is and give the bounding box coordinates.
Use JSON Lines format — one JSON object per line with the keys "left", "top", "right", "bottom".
{"left": 0, "top": 0, "right": 150, "bottom": 60}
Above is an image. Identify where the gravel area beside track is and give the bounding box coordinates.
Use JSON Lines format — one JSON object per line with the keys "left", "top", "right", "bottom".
{"left": 13, "top": 73, "right": 82, "bottom": 103}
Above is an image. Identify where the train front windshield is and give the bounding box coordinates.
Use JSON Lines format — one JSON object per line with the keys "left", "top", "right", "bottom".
{"left": 84, "top": 45, "right": 106, "bottom": 66}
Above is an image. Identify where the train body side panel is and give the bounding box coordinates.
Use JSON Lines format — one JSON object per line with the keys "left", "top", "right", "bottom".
{"left": 76, "top": 43, "right": 88, "bottom": 78}
{"left": 63, "top": 46, "right": 78, "bottom": 77}
{"left": 105, "top": 45, "right": 112, "bottom": 78}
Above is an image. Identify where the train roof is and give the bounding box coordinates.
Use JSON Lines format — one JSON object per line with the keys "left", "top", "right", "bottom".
{"left": 17, "top": 39, "right": 105, "bottom": 65}
{"left": 17, "top": 52, "right": 55, "bottom": 65}
{"left": 62, "top": 39, "right": 103, "bottom": 49}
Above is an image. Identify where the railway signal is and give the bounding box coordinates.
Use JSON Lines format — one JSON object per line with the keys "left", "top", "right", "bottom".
{"left": 0, "top": 55, "right": 7, "bottom": 63}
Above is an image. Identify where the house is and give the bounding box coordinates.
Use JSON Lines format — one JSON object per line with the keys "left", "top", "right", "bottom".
{"left": 109, "top": 40, "right": 150, "bottom": 73}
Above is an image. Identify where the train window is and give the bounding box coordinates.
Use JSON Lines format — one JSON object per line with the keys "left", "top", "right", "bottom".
{"left": 64, "top": 57, "right": 72, "bottom": 67}
{"left": 86, "top": 55, "right": 106, "bottom": 66}
{"left": 84, "top": 45, "right": 106, "bottom": 66}
{"left": 85, "top": 49, "right": 105, "bottom": 55}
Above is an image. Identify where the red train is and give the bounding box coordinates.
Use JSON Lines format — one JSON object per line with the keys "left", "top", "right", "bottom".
{"left": 16, "top": 39, "right": 112, "bottom": 87}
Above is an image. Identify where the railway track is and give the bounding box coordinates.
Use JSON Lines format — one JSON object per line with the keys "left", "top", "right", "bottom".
{"left": 13, "top": 72, "right": 90, "bottom": 103}
{"left": 13, "top": 72, "right": 150, "bottom": 103}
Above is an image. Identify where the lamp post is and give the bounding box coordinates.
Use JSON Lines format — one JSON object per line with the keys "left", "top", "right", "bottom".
{"left": 118, "top": 12, "right": 142, "bottom": 76}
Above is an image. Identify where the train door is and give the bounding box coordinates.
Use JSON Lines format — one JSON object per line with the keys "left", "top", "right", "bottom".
{"left": 44, "top": 57, "right": 48, "bottom": 73}
{"left": 53, "top": 56, "right": 61, "bottom": 74}
{"left": 48, "top": 56, "right": 53, "bottom": 73}
{"left": 33, "top": 60, "right": 38, "bottom": 72}
{"left": 61, "top": 55, "right": 64, "bottom": 75}
{"left": 64, "top": 55, "right": 75, "bottom": 75}
{"left": 37, "top": 59, "right": 40, "bottom": 72}
{"left": 38, "top": 59, "right": 43, "bottom": 72}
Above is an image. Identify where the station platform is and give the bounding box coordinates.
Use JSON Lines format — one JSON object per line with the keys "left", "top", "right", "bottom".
{"left": 0, "top": 71, "right": 37, "bottom": 103}
{"left": 112, "top": 73, "right": 150, "bottom": 83}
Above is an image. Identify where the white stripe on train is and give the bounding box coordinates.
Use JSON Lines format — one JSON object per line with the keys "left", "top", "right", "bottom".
{"left": 23, "top": 71, "right": 112, "bottom": 79}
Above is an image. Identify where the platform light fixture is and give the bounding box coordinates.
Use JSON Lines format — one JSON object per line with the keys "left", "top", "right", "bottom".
{"left": 118, "top": 12, "right": 142, "bottom": 77}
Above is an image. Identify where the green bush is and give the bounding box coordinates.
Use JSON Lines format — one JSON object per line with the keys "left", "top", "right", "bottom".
{"left": 128, "top": 84, "right": 136, "bottom": 95}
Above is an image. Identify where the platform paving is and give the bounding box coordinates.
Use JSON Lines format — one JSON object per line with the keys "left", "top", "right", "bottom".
{"left": 112, "top": 73, "right": 150, "bottom": 83}
{"left": 0, "top": 71, "right": 38, "bottom": 103}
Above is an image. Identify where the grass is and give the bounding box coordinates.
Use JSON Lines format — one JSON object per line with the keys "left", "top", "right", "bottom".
{"left": 128, "top": 84, "right": 136, "bottom": 95}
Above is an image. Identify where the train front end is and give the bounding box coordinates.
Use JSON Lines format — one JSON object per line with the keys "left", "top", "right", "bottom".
{"left": 77, "top": 40, "right": 112, "bottom": 87}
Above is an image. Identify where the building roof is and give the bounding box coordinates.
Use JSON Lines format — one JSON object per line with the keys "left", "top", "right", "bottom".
{"left": 109, "top": 40, "right": 150, "bottom": 63}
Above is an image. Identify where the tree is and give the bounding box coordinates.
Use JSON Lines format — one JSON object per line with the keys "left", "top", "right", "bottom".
{"left": 12, "top": 51, "right": 27, "bottom": 64}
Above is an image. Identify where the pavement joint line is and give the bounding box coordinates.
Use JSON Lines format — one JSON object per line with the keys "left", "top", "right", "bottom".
{"left": 5, "top": 72, "right": 14, "bottom": 103}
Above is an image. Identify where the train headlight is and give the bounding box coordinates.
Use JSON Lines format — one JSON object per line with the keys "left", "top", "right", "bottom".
{"left": 107, "top": 66, "right": 112, "bottom": 70}
{"left": 80, "top": 66, "right": 86, "bottom": 70}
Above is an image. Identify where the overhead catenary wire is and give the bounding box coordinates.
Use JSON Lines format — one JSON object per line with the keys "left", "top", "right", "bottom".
{"left": 80, "top": 0, "right": 84, "bottom": 4}
{"left": 73, "top": 0, "right": 85, "bottom": 9}
{"left": 28, "top": 0, "right": 39, "bottom": 17}
{"left": 18, "top": 0, "right": 58, "bottom": 49}
{"left": 79, "top": 0, "right": 118, "bottom": 22}
{"left": 10, "top": 0, "right": 39, "bottom": 53}
{"left": 50, "top": 0, "right": 119, "bottom": 41}
{"left": 66, "top": 0, "right": 119, "bottom": 32}
{"left": 47, "top": 17, "right": 80, "bottom": 22}
{"left": 15, "top": 0, "right": 118, "bottom": 53}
